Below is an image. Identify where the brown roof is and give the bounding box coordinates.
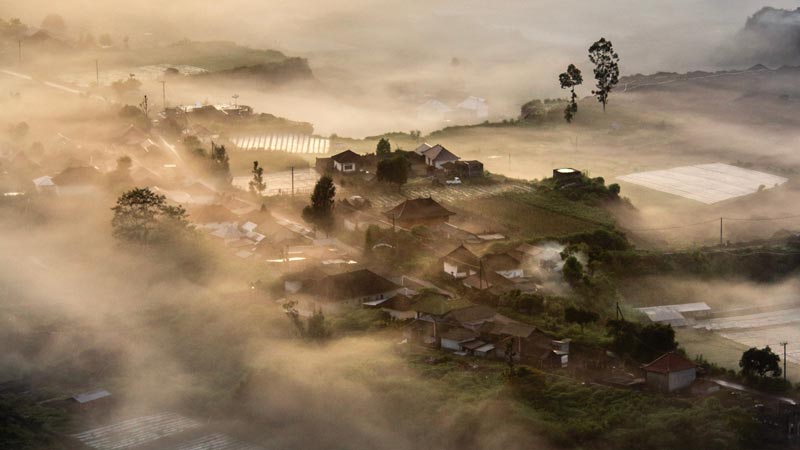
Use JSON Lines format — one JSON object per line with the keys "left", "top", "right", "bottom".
{"left": 482, "top": 253, "right": 522, "bottom": 272}
{"left": 383, "top": 197, "right": 454, "bottom": 222}
{"left": 315, "top": 269, "right": 400, "bottom": 301}
{"left": 331, "top": 150, "right": 362, "bottom": 164}
{"left": 443, "top": 245, "right": 480, "bottom": 268}
{"left": 443, "top": 305, "right": 496, "bottom": 324}
{"left": 641, "top": 352, "right": 696, "bottom": 374}
{"left": 440, "top": 327, "right": 477, "bottom": 342}
{"left": 423, "top": 144, "right": 459, "bottom": 163}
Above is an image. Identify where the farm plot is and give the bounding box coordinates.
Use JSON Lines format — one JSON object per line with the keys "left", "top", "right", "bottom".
{"left": 72, "top": 412, "right": 201, "bottom": 450}
{"left": 232, "top": 134, "right": 329, "bottom": 154}
{"left": 617, "top": 163, "right": 787, "bottom": 204}
{"left": 368, "top": 182, "right": 532, "bottom": 208}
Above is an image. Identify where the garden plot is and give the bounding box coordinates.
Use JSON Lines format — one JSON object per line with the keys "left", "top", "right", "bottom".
{"left": 232, "top": 134, "right": 329, "bottom": 154}
{"left": 368, "top": 183, "right": 532, "bottom": 208}
{"left": 617, "top": 163, "right": 787, "bottom": 204}
{"left": 72, "top": 412, "right": 201, "bottom": 450}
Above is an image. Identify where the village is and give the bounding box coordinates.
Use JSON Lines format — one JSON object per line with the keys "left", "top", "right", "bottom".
{"left": 8, "top": 8, "right": 800, "bottom": 449}
{"left": 5, "top": 80, "right": 800, "bottom": 449}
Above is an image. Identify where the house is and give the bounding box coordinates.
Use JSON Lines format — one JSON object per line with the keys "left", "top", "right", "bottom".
{"left": 383, "top": 197, "right": 455, "bottom": 229}
{"left": 379, "top": 294, "right": 418, "bottom": 320}
{"left": 330, "top": 150, "right": 363, "bottom": 173}
{"left": 641, "top": 352, "right": 697, "bottom": 392}
{"left": 442, "top": 160, "right": 484, "bottom": 179}
{"left": 541, "top": 339, "right": 571, "bottom": 368}
{"left": 442, "top": 305, "right": 498, "bottom": 331}
{"left": 422, "top": 144, "right": 460, "bottom": 169}
{"left": 440, "top": 327, "right": 478, "bottom": 352}
{"left": 456, "top": 96, "right": 489, "bottom": 120}
{"left": 68, "top": 389, "right": 112, "bottom": 411}
{"left": 482, "top": 252, "right": 524, "bottom": 279}
{"left": 478, "top": 321, "right": 538, "bottom": 359}
{"left": 32, "top": 175, "right": 57, "bottom": 193}
{"left": 314, "top": 269, "right": 402, "bottom": 307}
{"left": 442, "top": 245, "right": 480, "bottom": 279}
{"left": 414, "top": 143, "right": 432, "bottom": 155}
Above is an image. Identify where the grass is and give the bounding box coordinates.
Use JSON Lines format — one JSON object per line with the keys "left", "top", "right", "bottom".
{"left": 456, "top": 190, "right": 614, "bottom": 240}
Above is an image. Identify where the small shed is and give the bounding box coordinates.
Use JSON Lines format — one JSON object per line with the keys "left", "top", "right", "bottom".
{"left": 641, "top": 352, "right": 697, "bottom": 392}
{"left": 440, "top": 328, "right": 477, "bottom": 352}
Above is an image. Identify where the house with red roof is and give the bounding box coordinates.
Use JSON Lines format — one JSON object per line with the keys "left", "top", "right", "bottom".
{"left": 641, "top": 352, "right": 697, "bottom": 392}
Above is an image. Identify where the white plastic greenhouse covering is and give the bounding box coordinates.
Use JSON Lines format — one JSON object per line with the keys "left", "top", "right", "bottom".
{"left": 617, "top": 163, "right": 787, "bottom": 204}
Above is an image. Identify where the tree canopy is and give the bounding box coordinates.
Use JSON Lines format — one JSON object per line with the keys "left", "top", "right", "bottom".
{"left": 740, "top": 346, "right": 782, "bottom": 378}
{"left": 302, "top": 175, "right": 336, "bottom": 233}
{"left": 249, "top": 160, "right": 266, "bottom": 195}
{"left": 111, "top": 187, "right": 190, "bottom": 244}
{"left": 376, "top": 154, "right": 409, "bottom": 190}
{"left": 210, "top": 142, "right": 231, "bottom": 183}
{"left": 559, "top": 64, "right": 583, "bottom": 123}
{"left": 588, "top": 38, "right": 620, "bottom": 111}
{"left": 376, "top": 138, "right": 391, "bottom": 157}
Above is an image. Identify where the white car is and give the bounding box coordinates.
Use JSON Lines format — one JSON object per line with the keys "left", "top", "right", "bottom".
{"left": 445, "top": 177, "right": 462, "bottom": 185}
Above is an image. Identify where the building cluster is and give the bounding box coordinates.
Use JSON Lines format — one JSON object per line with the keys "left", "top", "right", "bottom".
{"left": 315, "top": 143, "right": 484, "bottom": 183}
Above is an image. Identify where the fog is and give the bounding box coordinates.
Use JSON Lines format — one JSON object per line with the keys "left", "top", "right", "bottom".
{"left": 5, "top": 1, "right": 799, "bottom": 136}
{"left": 4, "top": 2, "right": 800, "bottom": 448}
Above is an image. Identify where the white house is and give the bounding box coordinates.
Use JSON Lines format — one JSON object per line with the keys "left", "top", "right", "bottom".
{"left": 457, "top": 96, "right": 489, "bottom": 120}
{"left": 641, "top": 352, "right": 697, "bottom": 392}
{"left": 330, "top": 150, "right": 362, "bottom": 173}
{"left": 32, "top": 176, "right": 57, "bottom": 194}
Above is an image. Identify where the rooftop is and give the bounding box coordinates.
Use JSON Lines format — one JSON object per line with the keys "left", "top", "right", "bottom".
{"left": 641, "top": 352, "right": 696, "bottom": 374}
{"left": 423, "top": 144, "right": 460, "bottom": 162}
{"left": 331, "top": 149, "right": 362, "bottom": 164}
{"left": 315, "top": 269, "right": 400, "bottom": 301}
{"left": 383, "top": 197, "right": 454, "bottom": 222}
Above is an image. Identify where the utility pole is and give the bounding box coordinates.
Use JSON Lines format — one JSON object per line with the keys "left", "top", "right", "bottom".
{"left": 781, "top": 341, "right": 788, "bottom": 381}
{"left": 719, "top": 217, "right": 723, "bottom": 246}
{"left": 291, "top": 166, "right": 294, "bottom": 196}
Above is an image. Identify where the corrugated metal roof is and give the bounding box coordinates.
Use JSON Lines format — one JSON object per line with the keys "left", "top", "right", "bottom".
{"left": 72, "top": 389, "right": 110, "bottom": 404}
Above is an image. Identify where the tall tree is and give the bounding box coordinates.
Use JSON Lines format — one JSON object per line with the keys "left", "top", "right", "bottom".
{"left": 376, "top": 137, "right": 391, "bottom": 157}
{"left": 111, "top": 187, "right": 189, "bottom": 244}
{"left": 376, "top": 154, "right": 409, "bottom": 192}
{"left": 210, "top": 142, "right": 231, "bottom": 183}
{"left": 302, "top": 175, "right": 336, "bottom": 234}
{"left": 740, "top": 346, "right": 782, "bottom": 378}
{"left": 249, "top": 160, "right": 266, "bottom": 195}
{"left": 559, "top": 64, "right": 583, "bottom": 123}
{"left": 588, "top": 38, "right": 620, "bottom": 111}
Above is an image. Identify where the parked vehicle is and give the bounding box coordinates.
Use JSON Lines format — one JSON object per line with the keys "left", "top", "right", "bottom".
{"left": 446, "top": 177, "right": 462, "bottom": 185}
